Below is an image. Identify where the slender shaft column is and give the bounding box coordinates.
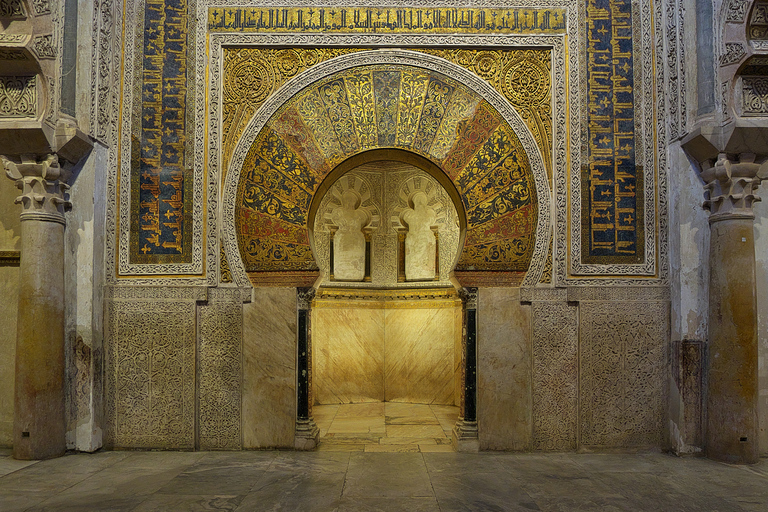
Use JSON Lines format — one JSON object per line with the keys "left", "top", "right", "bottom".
{"left": 2, "top": 155, "right": 70, "bottom": 460}
{"left": 702, "top": 153, "right": 764, "bottom": 464}
{"left": 453, "top": 287, "right": 479, "bottom": 452}
{"left": 295, "top": 287, "right": 319, "bottom": 450}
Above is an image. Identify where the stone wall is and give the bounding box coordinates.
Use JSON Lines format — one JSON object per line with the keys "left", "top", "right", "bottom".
{"left": 478, "top": 286, "right": 669, "bottom": 451}
{"left": 0, "top": 174, "right": 20, "bottom": 447}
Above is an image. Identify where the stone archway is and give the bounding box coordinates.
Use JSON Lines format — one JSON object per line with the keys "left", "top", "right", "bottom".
{"left": 222, "top": 49, "right": 551, "bottom": 289}
{"left": 222, "top": 49, "right": 552, "bottom": 450}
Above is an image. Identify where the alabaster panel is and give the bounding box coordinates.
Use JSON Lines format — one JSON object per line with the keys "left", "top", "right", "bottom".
{"left": 477, "top": 288, "right": 532, "bottom": 450}
{"left": 198, "top": 289, "right": 243, "bottom": 450}
{"left": 243, "top": 287, "right": 296, "bottom": 448}
{"left": 384, "top": 307, "right": 457, "bottom": 405}
{"left": 579, "top": 301, "right": 669, "bottom": 448}
{"left": 532, "top": 301, "right": 578, "bottom": 451}
{"left": 105, "top": 296, "right": 196, "bottom": 449}
{"left": 312, "top": 305, "right": 385, "bottom": 404}
{"left": 0, "top": 267, "right": 18, "bottom": 446}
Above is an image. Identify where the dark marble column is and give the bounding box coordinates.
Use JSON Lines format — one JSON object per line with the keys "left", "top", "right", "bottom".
{"left": 295, "top": 287, "right": 319, "bottom": 450}
{"left": 702, "top": 153, "right": 763, "bottom": 464}
{"left": 453, "top": 287, "right": 479, "bottom": 452}
{"left": 2, "top": 155, "right": 70, "bottom": 460}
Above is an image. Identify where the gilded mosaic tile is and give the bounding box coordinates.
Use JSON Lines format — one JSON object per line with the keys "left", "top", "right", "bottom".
{"left": 129, "top": 0, "right": 192, "bottom": 264}
{"left": 234, "top": 63, "right": 539, "bottom": 273}
{"left": 208, "top": 6, "right": 567, "bottom": 35}
{"left": 583, "top": 0, "right": 643, "bottom": 263}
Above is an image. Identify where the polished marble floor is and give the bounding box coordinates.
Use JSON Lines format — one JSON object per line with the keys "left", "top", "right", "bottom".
{"left": 1, "top": 447, "right": 768, "bottom": 511}
{"left": 314, "top": 402, "right": 458, "bottom": 452}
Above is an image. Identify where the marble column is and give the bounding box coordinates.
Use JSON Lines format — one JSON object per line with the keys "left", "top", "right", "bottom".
{"left": 453, "top": 287, "right": 479, "bottom": 452}
{"left": 295, "top": 287, "right": 320, "bottom": 450}
{"left": 702, "top": 153, "right": 765, "bottom": 464}
{"left": 2, "top": 154, "right": 70, "bottom": 460}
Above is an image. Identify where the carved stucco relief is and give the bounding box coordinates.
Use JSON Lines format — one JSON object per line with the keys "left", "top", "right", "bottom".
{"left": 198, "top": 288, "right": 243, "bottom": 450}
{"left": 532, "top": 301, "right": 578, "bottom": 451}
{"left": 104, "top": 292, "right": 198, "bottom": 449}
{"left": 579, "top": 301, "right": 668, "bottom": 447}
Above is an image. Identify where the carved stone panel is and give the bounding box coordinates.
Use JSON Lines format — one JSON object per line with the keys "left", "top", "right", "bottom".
{"left": 0, "top": 76, "right": 37, "bottom": 118}
{"left": 579, "top": 301, "right": 668, "bottom": 448}
{"left": 532, "top": 301, "right": 578, "bottom": 451}
{"left": 198, "top": 289, "right": 243, "bottom": 450}
{"left": 105, "top": 297, "right": 196, "bottom": 449}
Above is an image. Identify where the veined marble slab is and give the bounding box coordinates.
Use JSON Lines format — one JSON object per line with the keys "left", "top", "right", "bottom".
{"left": 243, "top": 288, "right": 297, "bottom": 448}
{"left": 313, "top": 298, "right": 460, "bottom": 406}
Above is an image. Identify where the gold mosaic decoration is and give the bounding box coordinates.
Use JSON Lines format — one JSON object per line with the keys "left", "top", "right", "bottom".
{"left": 209, "top": 6, "right": 566, "bottom": 35}
{"left": 223, "top": 48, "right": 552, "bottom": 179}
{"left": 234, "top": 62, "right": 539, "bottom": 273}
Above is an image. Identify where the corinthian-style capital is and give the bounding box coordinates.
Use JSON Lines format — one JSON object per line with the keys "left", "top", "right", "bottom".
{"left": 1, "top": 154, "right": 71, "bottom": 224}
{"left": 700, "top": 153, "right": 768, "bottom": 222}
{"left": 460, "top": 287, "right": 478, "bottom": 310}
{"left": 296, "top": 287, "right": 316, "bottom": 310}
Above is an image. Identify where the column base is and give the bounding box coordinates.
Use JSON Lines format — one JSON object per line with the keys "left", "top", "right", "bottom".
{"left": 452, "top": 418, "right": 479, "bottom": 452}
{"left": 294, "top": 418, "right": 320, "bottom": 450}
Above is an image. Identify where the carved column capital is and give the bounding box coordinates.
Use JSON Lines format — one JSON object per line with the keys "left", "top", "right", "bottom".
{"left": 700, "top": 153, "right": 767, "bottom": 223}
{"left": 459, "top": 287, "right": 478, "bottom": 310}
{"left": 296, "top": 287, "right": 316, "bottom": 310}
{"left": 2, "top": 154, "right": 71, "bottom": 224}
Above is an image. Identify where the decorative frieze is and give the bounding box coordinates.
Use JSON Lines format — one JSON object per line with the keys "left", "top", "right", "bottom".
{"left": 726, "top": 0, "right": 750, "bottom": 23}
{"left": 2, "top": 154, "right": 71, "bottom": 224}
{"left": 701, "top": 153, "right": 766, "bottom": 222}
{"left": 0, "top": 33, "right": 27, "bottom": 43}
{"left": 742, "top": 76, "right": 768, "bottom": 114}
{"left": 0, "top": 76, "right": 37, "bottom": 118}
{"left": 721, "top": 42, "right": 747, "bottom": 66}
{"left": 32, "top": 34, "right": 55, "bottom": 59}
{"left": 0, "top": 0, "right": 25, "bottom": 18}
{"left": 31, "top": 0, "right": 50, "bottom": 16}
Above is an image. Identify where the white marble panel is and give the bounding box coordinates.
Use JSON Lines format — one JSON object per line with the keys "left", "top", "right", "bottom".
{"left": 243, "top": 288, "right": 296, "bottom": 448}
{"left": 313, "top": 305, "right": 385, "bottom": 404}
{"left": 384, "top": 307, "right": 457, "bottom": 405}
{"left": 477, "top": 288, "right": 532, "bottom": 450}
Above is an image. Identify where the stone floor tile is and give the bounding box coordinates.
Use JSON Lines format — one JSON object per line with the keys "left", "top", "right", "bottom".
{"left": 418, "top": 444, "right": 455, "bottom": 453}
{"left": 237, "top": 464, "right": 346, "bottom": 512}
{"left": 378, "top": 436, "right": 437, "bottom": 445}
{"left": 316, "top": 443, "right": 365, "bottom": 452}
{"left": 429, "top": 470, "right": 537, "bottom": 512}
{"left": 0, "top": 455, "right": 38, "bottom": 478}
{"left": 386, "top": 424, "right": 445, "bottom": 438}
{"left": 567, "top": 452, "right": 667, "bottom": 474}
{"left": 0, "top": 490, "right": 50, "bottom": 512}
{"left": 364, "top": 443, "right": 419, "bottom": 452}
{"left": 328, "top": 417, "right": 386, "bottom": 435}
{"left": 132, "top": 494, "right": 243, "bottom": 512}
{"left": 422, "top": 452, "right": 507, "bottom": 475}
{"left": 0, "top": 451, "right": 129, "bottom": 494}
{"left": 384, "top": 402, "right": 442, "bottom": 425}
{"left": 155, "top": 464, "right": 267, "bottom": 495}
{"left": 268, "top": 451, "right": 350, "bottom": 474}
{"left": 334, "top": 497, "right": 441, "bottom": 511}
{"left": 25, "top": 493, "right": 146, "bottom": 512}
{"left": 335, "top": 402, "right": 385, "bottom": 418}
{"left": 343, "top": 452, "right": 433, "bottom": 498}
